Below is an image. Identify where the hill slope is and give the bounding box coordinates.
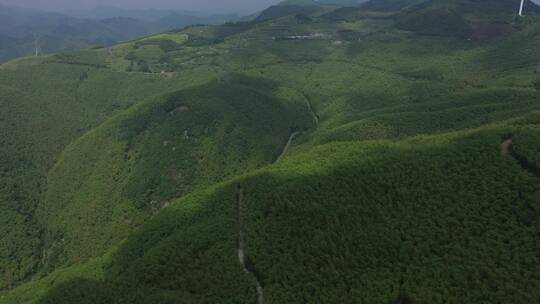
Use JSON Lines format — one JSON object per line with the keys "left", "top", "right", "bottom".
{"left": 0, "top": 54, "right": 196, "bottom": 290}
{"left": 1, "top": 0, "right": 540, "bottom": 302}
{"left": 394, "top": 0, "right": 540, "bottom": 38}
{"left": 37, "top": 76, "right": 313, "bottom": 272}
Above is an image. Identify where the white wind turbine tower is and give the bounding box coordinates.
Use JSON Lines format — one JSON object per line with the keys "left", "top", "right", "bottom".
{"left": 518, "top": 0, "right": 526, "bottom": 16}
{"left": 33, "top": 34, "right": 41, "bottom": 57}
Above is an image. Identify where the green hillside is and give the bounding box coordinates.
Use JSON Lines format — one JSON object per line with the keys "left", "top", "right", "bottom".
{"left": 1, "top": 0, "right": 540, "bottom": 303}
{"left": 0, "top": 53, "right": 205, "bottom": 290}
{"left": 37, "top": 75, "right": 312, "bottom": 272}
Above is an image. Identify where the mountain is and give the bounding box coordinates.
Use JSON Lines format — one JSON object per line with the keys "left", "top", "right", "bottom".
{"left": 1, "top": 0, "right": 540, "bottom": 303}
{"left": 280, "top": 0, "right": 368, "bottom": 5}
{"left": 0, "top": 5, "right": 130, "bottom": 61}
{"left": 393, "top": 0, "right": 540, "bottom": 38}
{"left": 254, "top": 0, "right": 372, "bottom": 22}
{"left": 65, "top": 6, "right": 240, "bottom": 23}
{"left": 65, "top": 6, "right": 198, "bottom": 21}
{"left": 0, "top": 5, "right": 240, "bottom": 62}
{"left": 363, "top": 0, "right": 540, "bottom": 13}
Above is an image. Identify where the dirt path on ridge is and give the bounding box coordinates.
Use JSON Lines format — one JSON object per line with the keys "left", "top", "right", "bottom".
{"left": 303, "top": 93, "right": 319, "bottom": 127}
{"left": 275, "top": 132, "right": 300, "bottom": 163}
{"left": 501, "top": 138, "right": 540, "bottom": 178}
{"left": 501, "top": 139, "right": 513, "bottom": 156}
{"left": 236, "top": 187, "right": 264, "bottom": 304}
{"left": 234, "top": 131, "right": 302, "bottom": 303}
{"left": 233, "top": 92, "right": 318, "bottom": 301}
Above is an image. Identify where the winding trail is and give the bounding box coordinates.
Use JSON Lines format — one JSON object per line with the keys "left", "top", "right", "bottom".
{"left": 303, "top": 93, "right": 320, "bottom": 127}
{"left": 236, "top": 187, "right": 264, "bottom": 304}
{"left": 501, "top": 139, "right": 540, "bottom": 178}
{"left": 275, "top": 132, "right": 301, "bottom": 163}
{"left": 234, "top": 85, "right": 319, "bottom": 301}
{"left": 501, "top": 139, "right": 513, "bottom": 156}
{"left": 235, "top": 130, "right": 303, "bottom": 303}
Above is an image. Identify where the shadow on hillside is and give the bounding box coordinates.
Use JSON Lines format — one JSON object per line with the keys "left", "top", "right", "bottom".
{"left": 35, "top": 126, "right": 540, "bottom": 303}
{"left": 36, "top": 278, "right": 113, "bottom": 304}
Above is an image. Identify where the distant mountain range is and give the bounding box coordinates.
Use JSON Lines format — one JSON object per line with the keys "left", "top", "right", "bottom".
{"left": 0, "top": 1, "right": 379, "bottom": 61}
{"left": 0, "top": 4, "right": 239, "bottom": 61}
{"left": 64, "top": 6, "right": 239, "bottom": 22}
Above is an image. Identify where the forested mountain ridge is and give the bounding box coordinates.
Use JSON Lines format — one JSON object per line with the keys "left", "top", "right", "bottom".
{"left": 1, "top": 0, "right": 540, "bottom": 303}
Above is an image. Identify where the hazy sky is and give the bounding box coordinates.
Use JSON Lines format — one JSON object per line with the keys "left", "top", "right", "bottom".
{"left": 0, "top": 0, "right": 282, "bottom": 13}
{"left": 1, "top": 0, "right": 539, "bottom": 13}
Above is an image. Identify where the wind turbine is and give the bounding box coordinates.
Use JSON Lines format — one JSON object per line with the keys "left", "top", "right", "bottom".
{"left": 33, "top": 34, "right": 41, "bottom": 57}
{"left": 518, "top": 0, "right": 526, "bottom": 16}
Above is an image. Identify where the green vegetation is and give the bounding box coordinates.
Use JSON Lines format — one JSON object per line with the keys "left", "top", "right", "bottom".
{"left": 0, "top": 50, "right": 218, "bottom": 289}
{"left": 396, "top": 7, "right": 472, "bottom": 37}
{"left": 512, "top": 126, "right": 540, "bottom": 175}
{"left": 38, "top": 75, "right": 312, "bottom": 271}
{"left": 1, "top": 0, "right": 540, "bottom": 303}
{"left": 139, "top": 33, "right": 189, "bottom": 44}
{"left": 241, "top": 129, "right": 540, "bottom": 303}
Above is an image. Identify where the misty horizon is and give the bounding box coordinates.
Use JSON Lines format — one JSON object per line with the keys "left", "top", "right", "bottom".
{"left": 2, "top": 0, "right": 540, "bottom": 15}
{"left": 0, "top": 0, "right": 283, "bottom": 14}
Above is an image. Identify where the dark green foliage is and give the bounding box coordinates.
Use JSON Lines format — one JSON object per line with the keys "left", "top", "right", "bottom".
{"left": 512, "top": 127, "right": 540, "bottom": 175}
{"left": 255, "top": 5, "right": 323, "bottom": 22}
{"left": 266, "top": 40, "right": 331, "bottom": 63}
{"left": 135, "top": 39, "right": 183, "bottom": 52}
{"left": 295, "top": 13, "right": 314, "bottom": 23}
{"left": 474, "top": 25, "right": 540, "bottom": 73}
{"left": 25, "top": 127, "right": 540, "bottom": 304}
{"left": 239, "top": 131, "right": 540, "bottom": 303}
{"left": 35, "top": 75, "right": 313, "bottom": 274}
{"left": 33, "top": 187, "right": 257, "bottom": 304}
{"left": 213, "top": 22, "right": 255, "bottom": 39}
{"left": 362, "top": 0, "right": 426, "bottom": 12}
{"left": 118, "top": 77, "right": 312, "bottom": 209}
{"left": 184, "top": 35, "right": 224, "bottom": 47}
{"left": 364, "top": 0, "right": 540, "bottom": 16}
{"left": 37, "top": 279, "right": 114, "bottom": 304}
{"left": 2, "top": 1, "right": 540, "bottom": 303}
{"left": 0, "top": 53, "right": 215, "bottom": 289}
{"left": 387, "top": 0, "right": 540, "bottom": 39}
{"left": 396, "top": 7, "right": 471, "bottom": 37}
{"left": 321, "top": 6, "right": 363, "bottom": 22}
{"left": 318, "top": 0, "right": 365, "bottom": 4}
{"left": 0, "top": 64, "right": 140, "bottom": 289}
